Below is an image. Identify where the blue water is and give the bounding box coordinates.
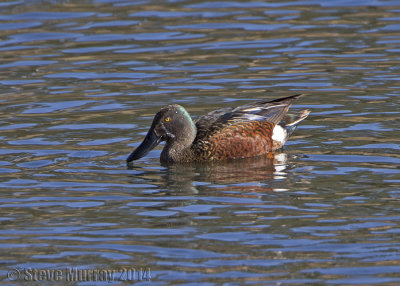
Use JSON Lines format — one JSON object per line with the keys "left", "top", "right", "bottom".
{"left": 0, "top": 0, "right": 399, "bottom": 284}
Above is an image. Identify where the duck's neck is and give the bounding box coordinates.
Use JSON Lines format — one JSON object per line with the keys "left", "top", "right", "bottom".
{"left": 161, "top": 122, "right": 196, "bottom": 163}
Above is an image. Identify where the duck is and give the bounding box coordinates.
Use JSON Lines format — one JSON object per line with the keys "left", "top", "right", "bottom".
{"left": 127, "top": 94, "right": 310, "bottom": 164}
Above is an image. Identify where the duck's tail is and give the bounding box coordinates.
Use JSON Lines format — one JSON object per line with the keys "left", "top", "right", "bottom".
{"left": 284, "top": 109, "right": 311, "bottom": 136}
{"left": 272, "top": 109, "right": 310, "bottom": 150}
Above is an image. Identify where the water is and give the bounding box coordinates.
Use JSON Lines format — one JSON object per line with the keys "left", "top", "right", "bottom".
{"left": 1, "top": 0, "right": 399, "bottom": 284}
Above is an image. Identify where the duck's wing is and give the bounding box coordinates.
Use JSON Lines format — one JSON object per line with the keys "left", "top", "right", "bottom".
{"left": 231, "top": 93, "right": 302, "bottom": 124}
{"left": 194, "top": 106, "right": 237, "bottom": 141}
{"left": 194, "top": 94, "right": 302, "bottom": 141}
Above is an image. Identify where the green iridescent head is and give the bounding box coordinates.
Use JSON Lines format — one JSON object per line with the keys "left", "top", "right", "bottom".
{"left": 127, "top": 104, "right": 196, "bottom": 163}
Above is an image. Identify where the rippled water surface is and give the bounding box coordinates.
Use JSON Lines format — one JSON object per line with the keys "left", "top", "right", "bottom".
{"left": 1, "top": 0, "right": 400, "bottom": 284}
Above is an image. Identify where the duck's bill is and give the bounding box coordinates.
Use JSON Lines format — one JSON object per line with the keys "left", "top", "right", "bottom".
{"left": 127, "top": 128, "right": 162, "bottom": 163}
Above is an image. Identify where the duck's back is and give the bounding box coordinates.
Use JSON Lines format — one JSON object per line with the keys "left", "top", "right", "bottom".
{"left": 192, "top": 94, "right": 302, "bottom": 161}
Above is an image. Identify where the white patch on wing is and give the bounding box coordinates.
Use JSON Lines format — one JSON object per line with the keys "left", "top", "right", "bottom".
{"left": 242, "top": 107, "right": 263, "bottom": 113}
{"left": 242, "top": 114, "right": 265, "bottom": 121}
{"left": 272, "top": 125, "right": 287, "bottom": 144}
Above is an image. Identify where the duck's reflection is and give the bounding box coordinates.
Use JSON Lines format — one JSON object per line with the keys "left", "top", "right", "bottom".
{"left": 159, "top": 153, "right": 289, "bottom": 194}
{"left": 128, "top": 153, "right": 289, "bottom": 194}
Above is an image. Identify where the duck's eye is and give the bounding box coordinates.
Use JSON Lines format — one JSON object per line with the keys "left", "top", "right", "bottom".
{"left": 164, "top": 117, "right": 170, "bottom": 122}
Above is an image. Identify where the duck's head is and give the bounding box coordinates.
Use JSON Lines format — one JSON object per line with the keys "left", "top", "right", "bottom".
{"left": 127, "top": 104, "right": 196, "bottom": 163}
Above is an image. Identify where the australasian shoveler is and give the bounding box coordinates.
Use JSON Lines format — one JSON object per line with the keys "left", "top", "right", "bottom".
{"left": 127, "top": 94, "right": 310, "bottom": 164}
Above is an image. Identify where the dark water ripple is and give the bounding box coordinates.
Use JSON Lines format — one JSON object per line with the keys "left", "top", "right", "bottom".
{"left": 0, "top": 0, "right": 400, "bottom": 285}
